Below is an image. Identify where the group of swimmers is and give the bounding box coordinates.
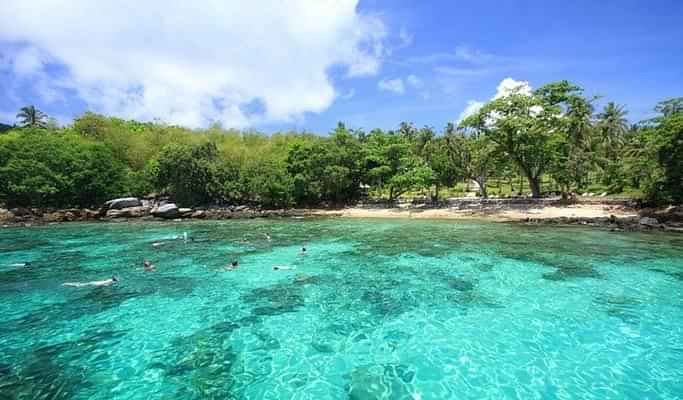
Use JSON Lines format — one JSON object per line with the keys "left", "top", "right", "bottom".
{"left": 225, "top": 246, "right": 306, "bottom": 272}
{"left": 61, "top": 232, "right": 307, "bottom": 288}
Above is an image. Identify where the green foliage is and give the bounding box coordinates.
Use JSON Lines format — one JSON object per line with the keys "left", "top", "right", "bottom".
{"left": 1, "top": 93, "right": 680, "bottom": 209}
{"left": 285, "top": 122, "right": 364, "bottom": 205}
{"left": 445, "top": 129, "right": 497, "bottom": 198}
{"left": 155, "top": 142, "right": 232, "bottom": 206}
{"left": 16, "top": 105, "right": 48, "bottom": 129}
{"left": 0, "top": 129, "right": 125, "bottom": 207}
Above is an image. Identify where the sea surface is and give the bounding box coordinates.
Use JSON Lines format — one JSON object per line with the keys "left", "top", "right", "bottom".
{"left": 1, "top": 218, "right": 682, "bottom": 399}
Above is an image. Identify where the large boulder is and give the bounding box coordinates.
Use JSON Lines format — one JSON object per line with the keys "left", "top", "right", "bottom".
{"left": 104, "top": 197, "right": 142, "bottom": 210}
{"left": 639, "top": 217, "right": 659, "bottom": 227}
{"left": 152, "top": 203, "right": 179, "bottom": 219}
{"left": 106, "top": 206, "right": 150, "bottom": 218}
{"left": 44, "top": 211, "right": 67, "bottom": 223}
{"left": 0, "top": 208, "right": 14, "bottom": 222}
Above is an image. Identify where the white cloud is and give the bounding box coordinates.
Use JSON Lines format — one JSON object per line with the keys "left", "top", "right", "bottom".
{"left": 0, "top": 0, "right": 387, "bottom": 128}
{"left": 457, "top": 78, "right": 533, "bottom": 122}
{"left": 378, "top": 78, "right": 405, "bottom": 95}
{"left": 406, "top": 74, "right": 422, "bottom": 88}
{"left": 493, "top": 78, "right": 532, "bottom": 99}
{"left": 457, "top": 100, "right": 484, "bottom": 122}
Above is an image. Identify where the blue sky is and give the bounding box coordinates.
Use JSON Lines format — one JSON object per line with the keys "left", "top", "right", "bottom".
{"left": 1, "top": 0, "right": 681, "bottom": 133}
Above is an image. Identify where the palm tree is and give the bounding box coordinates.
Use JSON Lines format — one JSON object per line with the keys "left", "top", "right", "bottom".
{"left": 16, "top": 105, "right": 48, "bottom": 128}
{"left": 597, "top": 102, "right": 628, "bottom": 159}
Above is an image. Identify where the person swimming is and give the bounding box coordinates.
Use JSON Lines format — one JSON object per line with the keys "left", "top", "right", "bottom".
{"left": 298, "top": 247, "right": 307, "bottom": 256}
{"left": 143, "top": 260, "right": 156, "bottom": 272}
{"left": 225, "top": 260, "right": 239, "bottom": 271}
{"left": 63, "top": 276, "right": 118, "bottom": 288}
{"left": 9, "top": 262, "right": 31, "bottom": 267}
{"left": 273, "top": 265, "right": 296, "bottom": 271}
{"left": 264, "top": 233, "right": 272, "bottom": 241}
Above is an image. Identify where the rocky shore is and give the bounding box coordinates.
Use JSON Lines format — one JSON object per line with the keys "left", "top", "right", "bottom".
{"left": 0, "top": 197, "right": 323, "bottom": 227}
{"left": 1, "top": 196, "right": 682, "bottom": 233}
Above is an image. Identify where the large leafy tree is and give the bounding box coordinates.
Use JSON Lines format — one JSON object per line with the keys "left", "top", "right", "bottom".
{"left": 0, "top": 129, "right": 125, "bottom": 207}
{"left": 461, "top": 84, "right": 553, "bottom": 197}
{"left": 445, "top": 128, "right": 497, "bottom": 198}
{"left": 16, "top": 105, "right": 49, "bottom": 129}
{"left": 535, "top": 82, "right": 596, "bottom": 196}
{"left": 363, "top": 128, "right": 433, "bottom": 201}
{"left": 155, "top": 142, "right": 229, "bottom": 206}
{"left": 286, "top": 122, "right": 364, "bottom": 205}
{"left": 622, "top": 97, "right": 683, "bottom": 204}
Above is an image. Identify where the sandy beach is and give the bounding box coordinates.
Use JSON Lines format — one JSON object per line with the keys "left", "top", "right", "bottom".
{"left": 313, "top": 203, "right": 638, "bottom": 222}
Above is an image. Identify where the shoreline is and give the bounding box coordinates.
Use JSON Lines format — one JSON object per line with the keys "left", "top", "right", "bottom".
{"left": 2, "top": 200, "right": 682, "bottom": 233}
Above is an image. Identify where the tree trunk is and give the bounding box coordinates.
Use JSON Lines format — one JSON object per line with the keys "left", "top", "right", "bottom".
{"left": 527, "top": 175, "right": 541, "bottom": 198}
{"left": 433, "top": 183, "right": 440, "bottom": 203}
{"left": 477, "top": 179, "right": 488, "bottom": 199}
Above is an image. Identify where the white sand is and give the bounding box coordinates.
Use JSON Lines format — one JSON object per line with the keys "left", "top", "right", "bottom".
{"left": 311, "top": 204, "right": 637, "bottom": 221}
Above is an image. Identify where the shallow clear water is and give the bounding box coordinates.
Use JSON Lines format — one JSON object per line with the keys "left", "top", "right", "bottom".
{"left": 1, "top": 218, "right": 682, "bottom": 399}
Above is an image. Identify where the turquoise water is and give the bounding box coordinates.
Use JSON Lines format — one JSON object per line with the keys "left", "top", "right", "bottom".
{"left": 1, "top": 218, "right": 682, "bottom": 399}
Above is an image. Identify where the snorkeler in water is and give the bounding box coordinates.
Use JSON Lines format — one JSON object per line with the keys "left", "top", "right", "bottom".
{"left": 224, "top": 260, "right": 239, "bottom": 271}
{"left": 8, "top": 262, "right": 31, "bottom": 267}
{"left": 143, "top": 260, "right": 156, "bottom": 272}
{"left": 63, "top": 276, "right": 118, "bottom": 288}
{"left": 273, "top": 265, "right": 296, "bottom": 271}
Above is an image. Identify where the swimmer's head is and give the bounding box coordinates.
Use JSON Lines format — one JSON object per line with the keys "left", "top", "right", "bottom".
{"left": 143, "top": 260, "right": 151, "bottom": 267}
{"left": 302, "top": 247, "right": 306, "bottom": 252}
{"left": 231, "top": 261, "right": 239, "bottom": 267}
{"left": 112, "top": 276, "right": 119, "bottom": 282}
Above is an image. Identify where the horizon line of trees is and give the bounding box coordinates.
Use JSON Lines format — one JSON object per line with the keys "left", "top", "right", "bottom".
{"left": 0, "top": 81, "right": 681, "bottom": 209}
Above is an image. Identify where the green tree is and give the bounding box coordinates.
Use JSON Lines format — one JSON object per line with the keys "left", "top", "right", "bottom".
{"left": 461, "top": 86, "right": 549, "bottom": 197}
{"left": 155, "top": 142, "right": 224, "bottom": 206}
{"left": 0, "top": 129, "right": 125, "bottom": 207}
{"left": 445, "top": 128, "right": 497, "bottom": 198}
{"left": 16, "top": 105, "right": 48, "bottom": 129}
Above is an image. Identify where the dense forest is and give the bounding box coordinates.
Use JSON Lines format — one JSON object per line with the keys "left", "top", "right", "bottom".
{"left": 0, "top": 81, "right": 681, "bottom": 209}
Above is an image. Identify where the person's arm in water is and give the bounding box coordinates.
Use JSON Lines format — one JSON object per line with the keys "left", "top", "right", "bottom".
{"left": 63, "top": 276, "right": 118, "bottom": 287}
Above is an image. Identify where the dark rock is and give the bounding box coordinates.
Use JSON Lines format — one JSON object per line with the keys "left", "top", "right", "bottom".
{"left": 10, "top": 207, "right": 32, "bottom": 217}
{"left": 83, "top": 209, "right": 100, "bottom": 219}
{"left": 639, "top": 217, "right": 659, "bottom": 227}
{"left": 152, "top": 203, "right": 179, "bottom": 218}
